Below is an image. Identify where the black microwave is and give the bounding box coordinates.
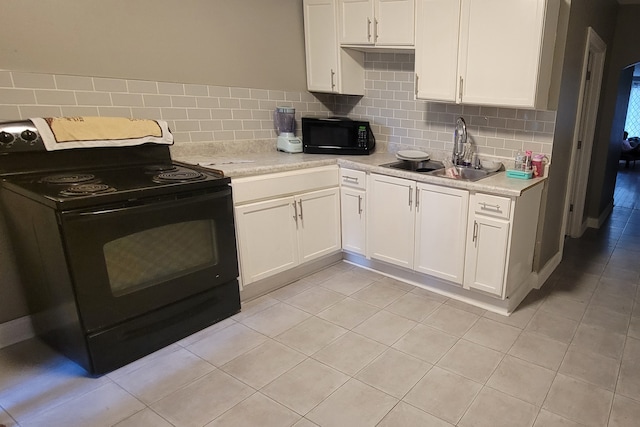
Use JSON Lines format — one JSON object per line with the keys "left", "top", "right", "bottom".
{"left": 301, "top": 117, "right": 375, "bottom": 155}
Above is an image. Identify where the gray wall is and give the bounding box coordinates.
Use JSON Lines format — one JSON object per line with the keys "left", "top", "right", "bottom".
{"left": 588, "top": 5, "right": 640, "bottom": 220}
{"left": 0, "top": 0, "right": 308, "bottom": 91}
{"left": 537, "top": 0, "right": 617, "bottom": 269}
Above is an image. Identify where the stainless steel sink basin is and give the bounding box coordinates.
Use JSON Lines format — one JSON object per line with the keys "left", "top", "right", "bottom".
{"left": 379, "top": 160, "right": 444, "bottom": 173}
{"left": 428, "top": 166, "right": 498, "bottom": 181}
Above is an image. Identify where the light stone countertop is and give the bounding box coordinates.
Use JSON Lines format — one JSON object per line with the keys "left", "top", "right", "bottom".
{"left": 175, "top": 150, "right": 546, "bottom": 198}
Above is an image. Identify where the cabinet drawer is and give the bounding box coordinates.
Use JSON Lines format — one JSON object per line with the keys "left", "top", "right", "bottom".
{"left": 340, "top": 168, "right": 366, "bottom": 189}
{"left": 472, "top": 193, "right": 511, "bottom": 220}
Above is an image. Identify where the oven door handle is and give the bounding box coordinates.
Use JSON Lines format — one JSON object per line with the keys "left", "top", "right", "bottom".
{"left": 60, "top": 187, "right": 231, "bottom": 220}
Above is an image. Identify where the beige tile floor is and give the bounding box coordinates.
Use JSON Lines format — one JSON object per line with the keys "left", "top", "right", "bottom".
{"left": 3, "top": 207, "right": 640, "bottom": 426}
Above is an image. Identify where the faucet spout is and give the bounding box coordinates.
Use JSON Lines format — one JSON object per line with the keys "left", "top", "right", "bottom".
{"left": 453, "top": 117, "right": 467, "bottom": 165}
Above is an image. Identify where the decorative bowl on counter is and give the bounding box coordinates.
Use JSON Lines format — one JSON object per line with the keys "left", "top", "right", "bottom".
{"left": 480, "top": 160, "right": 503, "bottom": 172}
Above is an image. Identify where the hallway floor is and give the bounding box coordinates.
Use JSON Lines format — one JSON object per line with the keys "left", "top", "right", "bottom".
{"left": 2, "top": 196, "right": 640, "bottom": 426}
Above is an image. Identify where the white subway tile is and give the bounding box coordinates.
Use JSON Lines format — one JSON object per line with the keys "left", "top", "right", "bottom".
{"left": 12, "top": 72, "right": 55, "bottom": 89}
{"left": 61, "top": 106, "right": 100, "bottom": 117}
{"left": 200, "top": 120, "right": 223, "bottom": 131}
{"left": 220, "top": 98, "right": 241, "bottom": 109}
{"left": 230, "top": 87, "right": 251, "bottom": 99}
{"left": 232, "top": 109, "right": 252, "bottom": 120}
{"left": 76, "top": 91, "right": 112, "bottom": 106}
{"left": 222, "top": 120, "right": 243, "bottom": 131}
{"left": 111, "top": 93, "right": 144, "bottom": 107}
{"left": 131, "top": 107, "right": 162, "bottom": 119}
{"left": 55, "top": 75, "right": 94, "bottom": 91}
{"left": 19, "top": 105, "right": 63, "bottom": 117}
{"left": 196, "top": 97, "right": 220, "bottom": 109}
{"left": 213, "top": 130, "right": 234, "bottom": 140}
{"left": 209, "top": 86, "right": 230, "bottom": 98}
{"left": 0, "top": 71, "right": 13, "bottom": 88}
{"left": 185, "top": 84, "right": 208, "bottom": 96}
{"left": 172, "top": 132, "right": 192, "bottom": 143}
{"left": 173, "top": 120, "right": 200, "bottom": 132}
{"left": 0, "top": 105, "right": 21, "bottom": 120}
{"left": 143, "top": 94, "right": 171, "bottom": 108}
{"left": 234, "top": 130, "right": 254, "bottom": 140}
{"left": 211, "top": 109, "right": 232, "bottom": 120}
{"left": 127, "top": 80, "right": 158, "bottom": 94}
{"left": 161, "top": 108, "right": 188, "bottom": 120}
{"left": 171, "top": 96, "right": 197, "bottom": 108}
{"left": 98, "top": 106, "right": 133, "bottom": 117}
{"left": 250, "top": 89, "right": 270, "bottom": 100}
{"left": 239, "top": 99, "right": 260, "bottom": 110}
{"left": 187, "top": 108, "right": 212, "bottom": 120}
{"left": 268, "top": 90, "right": 286, "bottom": 101}
{"left": 34, "top": 90, "right": 76, "bottom": 106}
{"left": 190, "top": 131, "right": 214, "bottom": 142}
{"left": 158, "top": 82, "right": 185, "bottom": 95}
{"left": 0, "top": 88, "right": 36, "bottom": 104}
{"left": 94, "top": 78, "right": 127, "bottom": 92}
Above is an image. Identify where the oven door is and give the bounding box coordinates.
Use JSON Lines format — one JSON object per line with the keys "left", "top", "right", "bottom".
{"left": 59, "top": 186, "right": 239, "bottom": 333}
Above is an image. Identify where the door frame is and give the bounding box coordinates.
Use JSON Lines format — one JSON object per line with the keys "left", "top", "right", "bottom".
{"left": 563, "top": 27, "right": 607, "bottom": 239}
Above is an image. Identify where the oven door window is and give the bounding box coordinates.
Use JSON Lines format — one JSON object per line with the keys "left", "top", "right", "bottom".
{"left": 104, "top": 220, "right": 218, "bottom": 296}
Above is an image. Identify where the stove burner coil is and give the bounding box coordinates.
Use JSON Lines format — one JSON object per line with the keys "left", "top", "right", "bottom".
{"left": 59, "top": 183, "right": 117, "bottom": 197}
{"left": 41, "top": 173, "right": 96, "bottom": 185}
{"left": 152, "top": 170, "right": 206, "bottom": 183}
{"left": 144, "top": 164, "right": 178, "bottom": 173}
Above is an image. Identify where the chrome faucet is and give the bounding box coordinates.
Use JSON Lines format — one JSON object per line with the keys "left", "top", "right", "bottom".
{"left": 453, "top": 117, "right": 467, "bottom": 166}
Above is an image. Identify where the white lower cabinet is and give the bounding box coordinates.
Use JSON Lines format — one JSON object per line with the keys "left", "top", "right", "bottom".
{"left": 233, "top": 166, "right": 340, "bottom": 289}
{"left": 340, "top": 168, "right": 367, "bottom": 256}
{"left": 414, "top": 183, "right": 468, "bottom": 284}
{"left": 368, "top": 173, "right": 416, "bottom": 269}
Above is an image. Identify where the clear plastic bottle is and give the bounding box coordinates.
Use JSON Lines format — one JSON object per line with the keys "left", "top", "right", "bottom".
{"left": 524, "top": 150, "right": 533, "bottom": 171}
{"left": 515, "top": 150, "right": 524, "bottom": 171}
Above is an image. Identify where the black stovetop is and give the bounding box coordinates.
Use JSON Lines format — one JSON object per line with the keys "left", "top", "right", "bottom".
{"left": 0, "top": 162, "right": 229, "bottom": 210}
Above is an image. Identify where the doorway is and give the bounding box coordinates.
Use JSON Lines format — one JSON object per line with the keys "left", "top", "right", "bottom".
{"left": 564, "top": 27, "right": 607, "bottom": 238}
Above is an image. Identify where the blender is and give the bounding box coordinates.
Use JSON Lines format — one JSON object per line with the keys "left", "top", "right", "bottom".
{"left": 274, "top": 106, "right": 302, "bottom": 153}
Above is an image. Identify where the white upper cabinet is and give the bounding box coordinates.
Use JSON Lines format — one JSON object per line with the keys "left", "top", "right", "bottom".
{"left": 339, "top": 0, "right": 415, "bottom": 47}
{"left": 303, "top": 0, "right": 365, "bottom": 94}
{"left": 415, "top": 0, "right": 560, "bottom": 109}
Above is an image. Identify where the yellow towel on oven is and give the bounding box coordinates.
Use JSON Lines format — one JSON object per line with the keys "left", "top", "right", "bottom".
{"left": 31, "top": 117, "right": 173, "bottom": 151}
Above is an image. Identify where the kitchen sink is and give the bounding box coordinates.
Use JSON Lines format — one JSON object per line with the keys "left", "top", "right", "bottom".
{"left": 428, "top": 166, "right": 499, "bottom": 181}
{"left": 379, "top": 160, "right": 444, "bottom": 173}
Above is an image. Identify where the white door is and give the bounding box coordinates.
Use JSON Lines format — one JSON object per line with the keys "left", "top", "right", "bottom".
{"left": 458, "top": 0, "right": 545, "bottom": 107}
{"left": 368, "top": 173, "right": 416, "bottom": 268}
{"left": 464, "top": 214, "right": 509, "bottom": 297}
{"left": 297, "top": 187, "right": 342, "bottom": 263}
{"left": 415, "top": 0, "right": 461, "bottom": 101}
{"left": 414, "top": 183, "right": 468, "bottom": 284}
{"left": 339, "top": 0, "right": 375, "bottom": 44}
{"left": 235, "top": 196, "right": 299, "bottom": 285}
{"left": 341, "top": 187, "right": 366, "bottom": 255}
{"left": 304, "top": 0, "right": 340, "bottom": 92}
{"left": 375, "top": 0, "right": 415, "bottom": 46}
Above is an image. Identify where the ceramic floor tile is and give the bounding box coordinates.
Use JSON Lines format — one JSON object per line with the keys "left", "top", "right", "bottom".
{"left": 275, "top": 316, "right": 347, "bottom": 355}
{"left": 355, "top": 348, "right": 431, "bottom": 398}
{"left": 458, "top": 387, "right": 538, "bottom": 427}
{"left": 186, "top": 322, "right": 268, "bottom": 366}
{"left": 384, "top": 292, "right": 443, "bottom": 322}
{"left": 525, "top": 310, "right": 579, "bottom": 344}
{"left": 392, "top": 323, "right": 458, "bottom": 364}
{"left": 377, "top": 401, "right": 454, "bottom": 427}
{"left": 483, "top": 306, "right": 536, "bottom": 329}
{"left": 444, "top": 298, "right": 487, "bottom": 316}
{"left": 106, "top": 344, "right": 183, "bottom": 381}
{"left": 311, "top": 331, "right": 387, "bottom": 376}
{"left": 628, "top": 315, "right": 640, "bottom": 339}
{"left": 113, "top": 409, "right": 174, "bottom": 427}
{"left": 462, "top": 317, "right": 522, "bottom": 353}
{"left": 589, "top": 291, "right": 634, "bottom": 315}
{"left": 617, "top": 336, "right": 640, "bottom": 401}
{"left": 293, "top": 418, "right": 320, "bottom": 427}
{"left": 19, "top": 382, "right": 145, "bottom": 427}
{"left": 268, "top": 278, "right": 318, "bottom": 301}
{"left": 436, "top": 339, "right": 503, "bottom": 384}
{"left": 609, "top": 393, "right": 640, "bottom": 427}
{"left": 316, "top": 297, "right": 379, "bottom": 329}
{"left": 539, "top": 294, "right": 589, "bottom": 321}
{"left": 306, "top": 378, "right": 398, "bottom": 427}
{"left": 206, "top": 392, "right": 300, "bottom": 427}
{"left": 570, "top": 323, "right": 626, "bottom": 360}
{"left": 150, "top": 369, "right": 254, "bottom": 427}
{"left": 352, "top": 310, "right": 417, "bottom": 345}
{"left": 221, "top": 340, "right": 305, "bottom": 389}
{"left": 559, "top": 348, "right": 620, "bottom": 391}
{"left": 240, "top": 302, "right": 311, "bottom": 337}
{"left": 410, "top": 286, "right": 450, "bottom": 302}
{"left": 508, "top": 331, "right": 569, "bottom": 371}
{"left": 285, "top": 287, "right": 346, "bottom": 314}
{"left": 403, "top": 366, "right": 482, "bottom": 424}
{"left": 422, "top": 305, "right": 480, "bottom": 337}
{"left": 318, "top": 270, "right": 376, "bottom": 295}
{"left": 581, "top": 305, "right": 630, "bottom": 335}
{"left": 232, "top": 294, "right": 279, "bottom": 322}
{"left": 261, "top": 358, "right": 349, "bottom": 415}
{"left": 177, "top": 317, "right": 237, "bottom": 347}
{"left": 532, "top": 410, "right": 586, "bottom": 427}
{"left": 351, "top": 281, "right": 408, "bottom": 308}
{"left": 543, "top": 374, "right": 614, "bottom": 427}
{"left": 486, "top": 355, "right": 556, "bottom": 406}
{"left": 111, "top": 348, "right": 215, "bottom": 404}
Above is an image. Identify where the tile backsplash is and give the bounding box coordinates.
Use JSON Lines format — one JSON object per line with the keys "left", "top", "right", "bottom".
{"left": 0, "top": 52, "right": 555, "bottom": 161}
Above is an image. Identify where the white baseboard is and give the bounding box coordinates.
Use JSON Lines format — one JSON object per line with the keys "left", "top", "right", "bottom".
{"left": 533, "top": 250, "right": 562, "bottom": 289}
{"left": 0, "top": 315, "right": 35, "bottom": 349}
{"left": 587, "top": 199, "right": 614, "bottom": 229}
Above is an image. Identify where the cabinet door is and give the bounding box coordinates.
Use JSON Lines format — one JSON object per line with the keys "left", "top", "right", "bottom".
{"left": 415, "top": 0, "right": 461, "bottom": 101}
{"left": 464, "top": 214, "right": 509, "bottom": 297}
{"left": 304, "top": 0, "right": 340, "bottom": 92}
{"left": 458, "top": 0, "right": 546, "bottom": 107}
{"left": 235, "top": 196, "right": 299, "bottom": 285}
{"left": 376, "top": 0, "right": 415, "bottom": 45}
{"left": 298, "top": 187, "right": 342, "bottom": 263}
{"left": 414, "top": 183, "right": 468, "bottom": 284}
{"left": 341, "top": 187, "right": 366, "bottom": 255}
{"left": 368, "top": 174, "right": 416, "bottom": 269}
{"left": 339, "top": 0, "right": 375, "bottom": 44}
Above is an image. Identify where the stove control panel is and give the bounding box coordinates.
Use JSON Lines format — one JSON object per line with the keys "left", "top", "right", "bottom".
{"left": 0, "top": 120, "right": 45, "bottom": 153}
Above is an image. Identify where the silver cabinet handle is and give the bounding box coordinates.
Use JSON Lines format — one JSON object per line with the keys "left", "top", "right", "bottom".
{"left": 472, "top": 220, "right": 478, "bottom": 245}
{"left": 292, "top": 202, "right": 298, "bottom": 225}
{"left": 459, "top": 76, "right": 464, "bottom": 101}
{"left": 343, "top": 175, "right": 359, "bottom": 184}
{"left": 367, "top": 17, "right": 372, "bottom": 41}
{"left": 480, "top": 202, "right": 502, "bottom": 213}
{"left": 415, "top": 187, "right": 420, "bottom": 211}
{"left": 298, "top": 200, "right": 303, "bottom": 221}
{"left": 374, "top": 18, "right": 378, "bottom": 42}
{"left": 408, "top": 186, "right": 412, "bottom": 208}
{"left": 330, "top": 69, "right": 336, "bottom": 91}
{"left": 358, "top": 195, "right": 363, "bottom": 214}
{"left": 415, "top": 74, "right": 419, "bottom": 96}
